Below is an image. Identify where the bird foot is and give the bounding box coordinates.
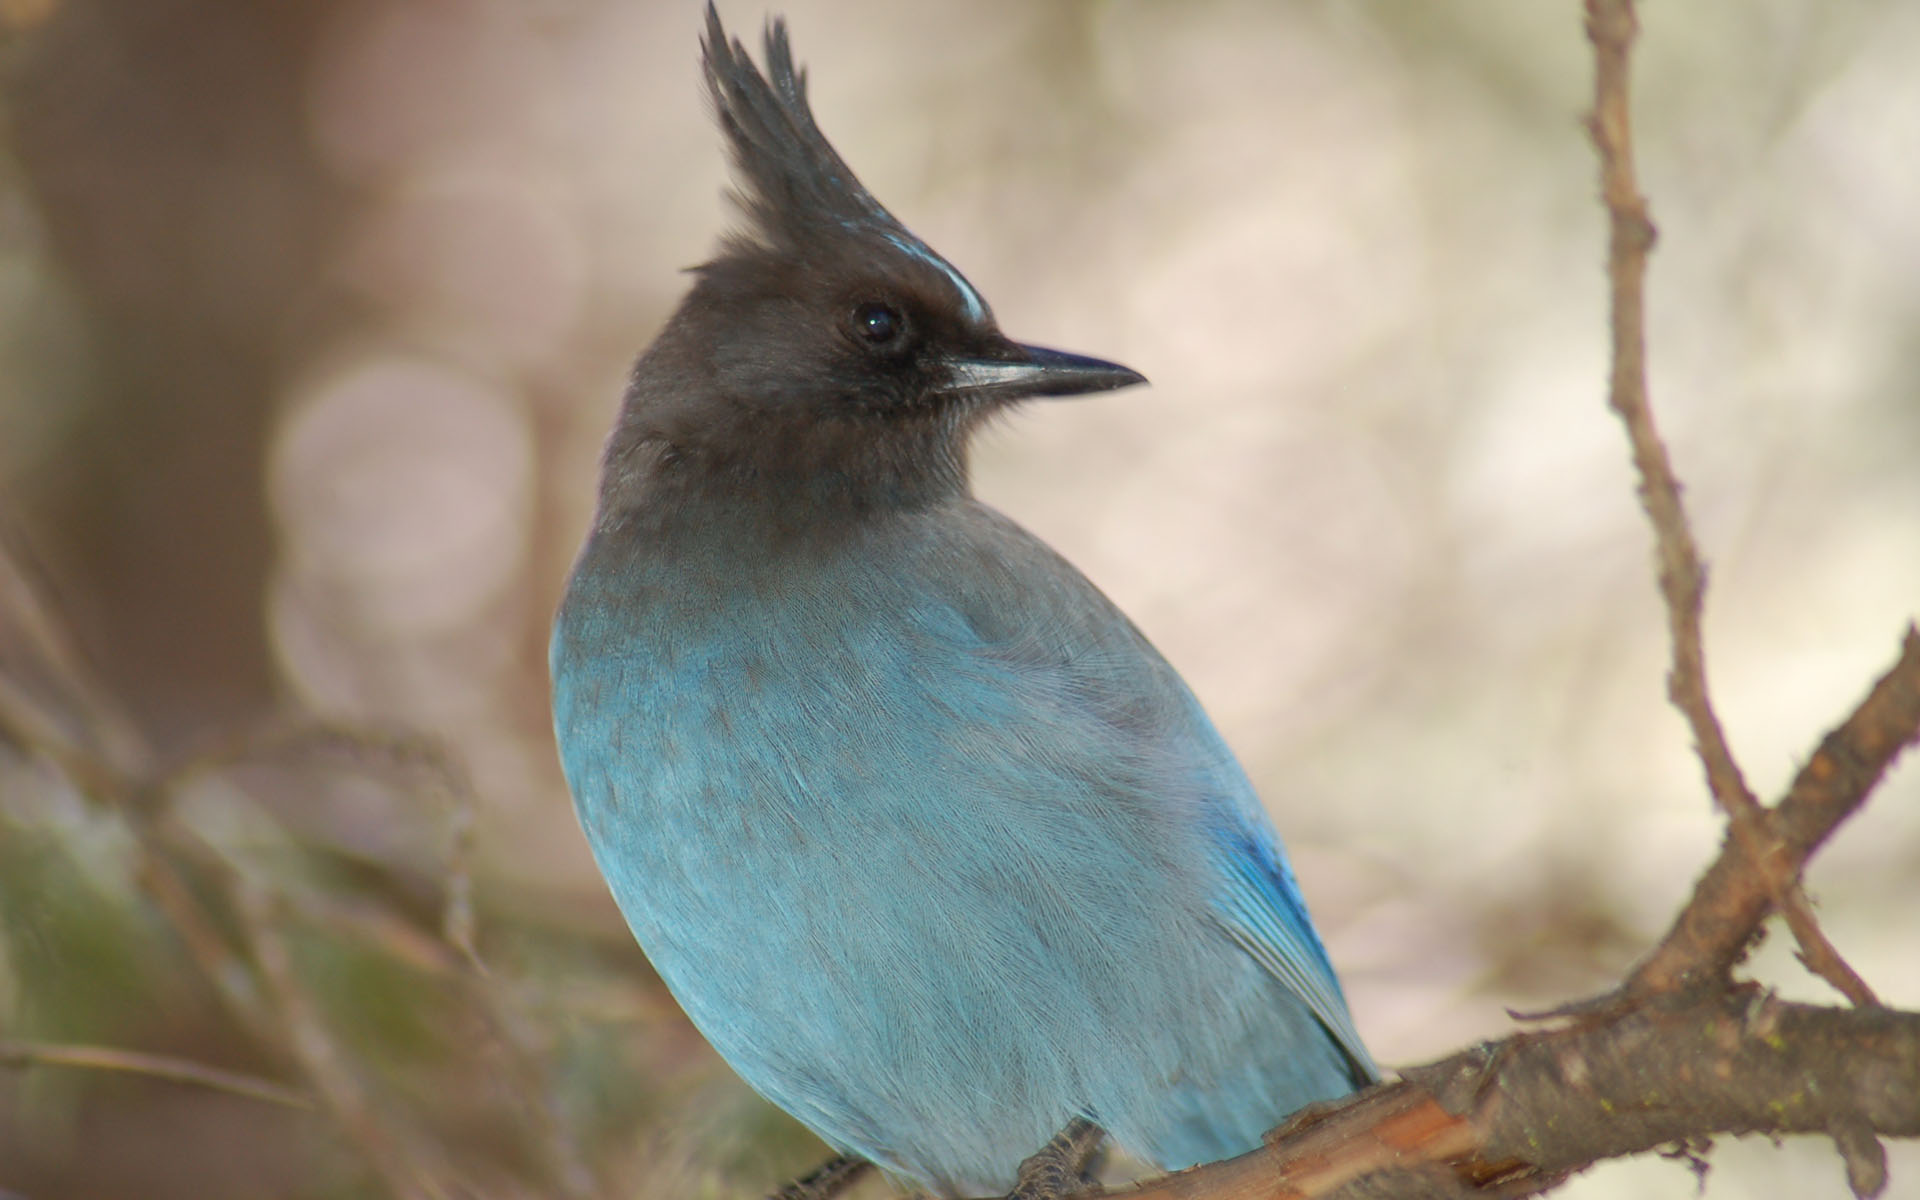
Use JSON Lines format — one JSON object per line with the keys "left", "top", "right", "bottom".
{"left": 1005, "top": 1118, "right": 1105, "bottom": 1200}
{"left": 767, "top": 1154, "right": 872, "bottom": 1200}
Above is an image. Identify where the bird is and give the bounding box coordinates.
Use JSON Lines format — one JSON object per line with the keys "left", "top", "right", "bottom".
{"left": 549, "top": 7, "right": 1377, "bottom": 1197}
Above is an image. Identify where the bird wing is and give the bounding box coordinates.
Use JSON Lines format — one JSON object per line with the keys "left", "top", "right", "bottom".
{"left": 1200, "top": 761, "right": 1380, "bottom": 1083}
{"left": 949, "top": 503, "right": 1378, "bottom": 1083}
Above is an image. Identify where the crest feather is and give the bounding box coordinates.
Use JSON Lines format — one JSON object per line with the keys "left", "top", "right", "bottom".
{"left": 702, "top": 4, "right": 899, "bottom": 249}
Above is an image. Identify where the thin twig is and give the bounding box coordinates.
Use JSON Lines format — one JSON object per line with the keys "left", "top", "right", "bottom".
{"left": 158, "top": 717, "right": 602, "bottom": 1197}
{"left": 234, "top": 877, "right": 453, "bottom": 1200}
{"left": 1583, "top": 0, "right": 1872, "bottom": 1006}
{"left": 237, "top": 718, "right": 609, "bottom": 1200}
{"left": 439, "top": 751, "right": 481, "bottom": 971}
{"left": 1779, "top": 895, "right": 1880, "bottom": 1007}
{"left": 1588, "top": 0, "right": 1750, "bottom": 817}
{"left": 0, "top": 518, "right": 153, "bottom": 781}
{"left": 413, "top": 740, "right": 604, "bottom": 1198}
{"left": 128, "top": 832, "right": 275, "bottom": 1038}
{"left": 0, "top": 1039, "right": 313, "bottom": 1109}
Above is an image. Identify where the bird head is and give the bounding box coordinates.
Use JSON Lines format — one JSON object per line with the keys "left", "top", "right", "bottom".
{"left": 604, "top": 6, "right": 1145, "bottom": 517}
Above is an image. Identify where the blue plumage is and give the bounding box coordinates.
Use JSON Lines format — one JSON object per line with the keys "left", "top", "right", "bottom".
{"left": 551, "top": 9, "right": 1374, "bottom": 1196}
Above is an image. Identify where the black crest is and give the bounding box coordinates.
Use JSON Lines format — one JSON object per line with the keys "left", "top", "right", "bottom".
{"left": 701, "top": 5, "right": 927, "bottom": 259}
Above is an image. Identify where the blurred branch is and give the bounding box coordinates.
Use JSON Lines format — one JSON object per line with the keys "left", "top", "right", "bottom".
{"left": 233, "top": 877, "right": 453, "bottom": 1200}
{"left": 197, "top": 723, "right": 604, "bottom": 1199}
{"left": 0, "top": 554, "right": 457, "bottom": 1196}
{"left": 0, "top": 523, "right": 605, "bottom": 1198}
{"left": 0, "top": 514, "right": 152, "bottom": 781}
{"left": 0, "top": 1039, "right": 313, "bottom": 1110}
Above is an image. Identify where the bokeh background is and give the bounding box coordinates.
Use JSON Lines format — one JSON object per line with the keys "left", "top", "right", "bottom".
{"left": 2, "top": 0, "right": 1917, "bottom": 1197}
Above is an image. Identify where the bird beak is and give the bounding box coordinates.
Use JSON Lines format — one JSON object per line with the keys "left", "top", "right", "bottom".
{"left": 938, "top": 341, "right": 1147, "bottom": 403}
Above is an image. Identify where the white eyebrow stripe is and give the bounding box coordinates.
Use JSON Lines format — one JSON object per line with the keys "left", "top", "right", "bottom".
{"left": 883, "top": 231, "right": 988, "bottom": 325}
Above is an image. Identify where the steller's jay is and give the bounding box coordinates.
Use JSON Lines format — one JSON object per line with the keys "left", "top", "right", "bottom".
{"left": 550, "top": 8, "right": 1377, "bottom": 1196}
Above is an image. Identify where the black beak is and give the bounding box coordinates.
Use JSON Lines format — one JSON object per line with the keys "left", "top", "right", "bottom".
{"left": 937, "top": 341, "right": 1147, "bottom": 403}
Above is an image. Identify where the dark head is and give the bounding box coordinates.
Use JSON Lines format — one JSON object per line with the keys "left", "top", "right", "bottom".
{"left": 599, "top": 5, "right": 1144, "bottom": 522}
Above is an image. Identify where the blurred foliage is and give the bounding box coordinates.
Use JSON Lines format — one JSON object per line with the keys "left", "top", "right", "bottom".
{"left": 1, "top": 0, "right": 1918, "bottom": 1198}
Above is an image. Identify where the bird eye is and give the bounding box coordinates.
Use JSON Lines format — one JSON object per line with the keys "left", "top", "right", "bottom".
{"left": 852, "top": 302, "right": 904, "bottom": 346}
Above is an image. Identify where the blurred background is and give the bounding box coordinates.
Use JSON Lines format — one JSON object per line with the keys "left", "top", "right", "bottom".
{"left": 1, "top": 0, "right": 1917, "bottom": 1196}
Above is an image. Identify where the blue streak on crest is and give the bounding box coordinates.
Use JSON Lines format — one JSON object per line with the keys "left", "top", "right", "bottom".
{"left": 883, "top": 231, "right": 988, "bottom": 325}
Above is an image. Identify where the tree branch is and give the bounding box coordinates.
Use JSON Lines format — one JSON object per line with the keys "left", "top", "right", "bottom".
{"left": 1583, "top": 0, "right": 1872, "bottom": 1009}
{"left": 1626, "top": 627, "right": 1920, "bottom": 998}
{"left": 1102, "top": 993, "right": 1919, "bottom": 1200}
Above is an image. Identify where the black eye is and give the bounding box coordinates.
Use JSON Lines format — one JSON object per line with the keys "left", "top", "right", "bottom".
{"left": 852, "top": 302, "right": 904, "bottom": 346}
